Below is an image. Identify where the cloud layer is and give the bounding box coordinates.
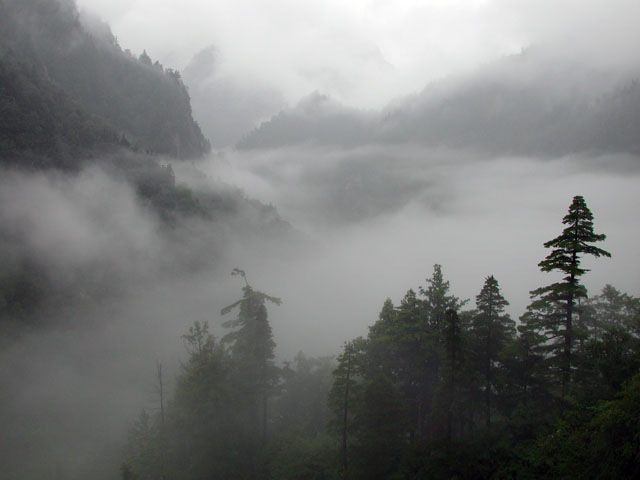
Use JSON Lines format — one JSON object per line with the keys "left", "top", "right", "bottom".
{"left": 76, "top": 0, "right": 640, "bottom": 109}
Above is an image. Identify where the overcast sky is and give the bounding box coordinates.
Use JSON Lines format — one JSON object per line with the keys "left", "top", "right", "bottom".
{"left": 75, "top": 0, "right": 640, "bottom": 108}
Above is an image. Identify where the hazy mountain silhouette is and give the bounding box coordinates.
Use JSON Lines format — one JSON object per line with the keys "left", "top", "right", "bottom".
{"left": 239, "top": 47, "right": 640, "bottom": 156}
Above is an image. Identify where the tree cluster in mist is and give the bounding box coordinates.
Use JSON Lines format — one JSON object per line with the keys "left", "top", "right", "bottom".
{"left": 0, "top": 156, "right": 300, "bottom": 479}
{"left": 0, "top": 2, "right": 303, "bottom": 478}
{"left": 118, "top": 198, "right": 640, "bottom": 480}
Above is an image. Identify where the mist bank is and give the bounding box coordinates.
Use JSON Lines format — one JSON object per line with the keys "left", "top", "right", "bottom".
{"left": 196, "top": 145, "right": 640, "bottom": 335}
{"left": 182, "top": 45, "right": 286, "bottom": 148}
{"left": 2, "top": 125, "right": 639, "bottom": 480}
{"left": 0, "top": 158, "right": 299, "bottom": 480}
{"left": 3, "top": 143, "right": 637, "bottom": 479}
{"left": 237, "top": 48, "right": 640, "bottom": 157}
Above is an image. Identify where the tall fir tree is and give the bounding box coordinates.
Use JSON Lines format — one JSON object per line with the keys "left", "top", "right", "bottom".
{"left": 526, "top": 196, "right": 610, "bottom": 396}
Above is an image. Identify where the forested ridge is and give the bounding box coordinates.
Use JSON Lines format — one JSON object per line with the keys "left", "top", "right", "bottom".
{"left": 121, "top": 197, "right": 640, "bottom": 479}
{"left": 0, "top": 0, "right": 210, "bottom": 164}
{"left": 239, "top": 49, "right": 640, "bottom": 156}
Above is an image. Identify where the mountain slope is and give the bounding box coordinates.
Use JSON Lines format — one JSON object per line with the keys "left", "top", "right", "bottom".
{"left": 0, "top": 0, "right": 210, "bottom": 162}
{"left": 0, "top": 48, "right": 120, "bottom": 167}
{"left": 0, "top": 0, "right": 293, "bottom": 329}
{"left": 237, "top": 92, "right": 376, "bottom": 149}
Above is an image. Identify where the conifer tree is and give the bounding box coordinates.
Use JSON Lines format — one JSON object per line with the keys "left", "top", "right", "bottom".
{"left": 472, "top": 275, "right": 514, "bottom": 427}
{"left": 221, "top": 268, "right": 281, "bottom": 444}
{"left": 528, "top": 196, "right": 610, "bottom": 395}
{"left": 420, "top": 265, "right": 466, "bottom": 439}
{"left": 421, "top": 264, "right": 466, "bottom": 331}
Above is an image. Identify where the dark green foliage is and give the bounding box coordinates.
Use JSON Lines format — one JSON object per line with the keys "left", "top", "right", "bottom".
{"left": 317, "top": 204, "right": 636, "bottom": 480}
{"left": 471, "top": 276, "right": 515, "bottom": 426}
{"left": 523, "top": 372, "right": 640, "bottom": 480}
{"left": 118, "top": 269, "right": 638, "bottom": 479}
{"left": 587, "top": 371, "right": 640, "bottom": 478}
{"left": 266, "top": 432, "right": 335, "bottom": 480}
{"left": 221, "top": 270, "right": 281, "bottom": 375}
{"left": 524, "top": 195, "right": 611, "bottom": 395}
{"left": 109, "top": 195, "right": 638, "bottom": 479}
{"left": 499, "top": 322, "right": 552, "bottom": 417}
{"left": 349, "top": 374, "right": 406, "bottom": 480}
{"left": 537, "top": 196, "right": 610, "bottom": 280}
{"left": 363, "top": 266, "right": 467, "bottom": 447}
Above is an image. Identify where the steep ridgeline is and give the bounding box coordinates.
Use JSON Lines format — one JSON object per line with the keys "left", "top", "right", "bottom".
{"left": 0, "top": 0, "right": 210, "bottom": 166}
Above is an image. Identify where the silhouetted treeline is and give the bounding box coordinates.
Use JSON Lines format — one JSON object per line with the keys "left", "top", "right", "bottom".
{"left": 121, "top": 196, "right": 639, "bottom": 479}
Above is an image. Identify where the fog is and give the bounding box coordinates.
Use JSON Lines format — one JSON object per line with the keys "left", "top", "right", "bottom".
{"left": 6, "top": 146, "right": 638, "bottom": 472}
{"left": 73, "top": 0, "right": 640, "bottom": 149}
{"left": 3, "top": 1, "right": 640, "bottom": 478}
{"left": 3, "top": 146, "right": 639, "bottom": 477}
{"left": 76, "top": 0, "right": 640, "bottom": 110}
{"left": 197, "top": 146, "right": 640, "bottom": 349}
{"left": 0, "top": 165, "right": 286, "bottom": 478}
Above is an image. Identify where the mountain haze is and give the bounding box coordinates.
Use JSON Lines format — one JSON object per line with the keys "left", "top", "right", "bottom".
{"left": 239, "top": 47, "right": 640, "bottom": 156}
{"left": 2, "top": 1, "right": 640, "bottom": 480}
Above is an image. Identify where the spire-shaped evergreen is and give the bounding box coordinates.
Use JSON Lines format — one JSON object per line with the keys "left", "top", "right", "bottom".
{"left": 472, "top": 275, "right": 514, "bottom": 426}
{"left": 528, "top": 195, "right": 611, "bottom": 396}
